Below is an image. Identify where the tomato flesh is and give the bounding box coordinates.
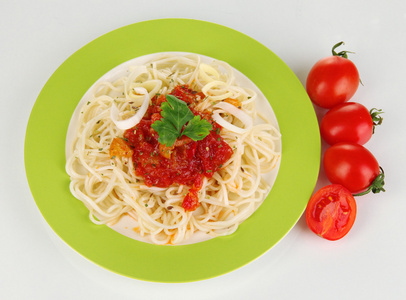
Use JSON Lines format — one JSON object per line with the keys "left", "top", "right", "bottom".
{"left": 320, "top": 102, "right": 373, "bottom": 145}
{"left": 305, "top": 184, "right": 356, "bottom": 241}
{"left": 182, "top": 175, "right": 203, "bottom": 212}
{"left": 124, "top": 120, "right": 232, "bottom": 189}
{"left": 306, "top": 56, "right": 359, "bottom": 109}
{"left": 323, "top": 143, "right": 380, "bottom": 194}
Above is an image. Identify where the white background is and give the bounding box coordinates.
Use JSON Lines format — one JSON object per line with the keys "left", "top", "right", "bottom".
{"left": 1, "top": 1, "right": 405, "bottom": 299}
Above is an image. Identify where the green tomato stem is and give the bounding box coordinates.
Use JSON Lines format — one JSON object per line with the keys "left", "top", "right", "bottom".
{"left": 332, "top": 41, "right": 354, "bottom": 59}
{"left": 370, "top": 108, "right": 384, "bottom": 134}
{"left": 353, "top": 167, "right": 386, "bottom": 197}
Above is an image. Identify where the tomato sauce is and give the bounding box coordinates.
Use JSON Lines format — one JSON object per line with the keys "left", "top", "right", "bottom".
{"left": 122, "top": 85, "right": 233, "bottom": 211}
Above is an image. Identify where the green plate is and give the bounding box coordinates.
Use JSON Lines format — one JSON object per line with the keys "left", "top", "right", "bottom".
{"left": 24, "top": 19, "right": 320, "bottom": 282}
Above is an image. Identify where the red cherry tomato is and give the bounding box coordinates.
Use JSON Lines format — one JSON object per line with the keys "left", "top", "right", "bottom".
{"left": 323, "top": 143, "right": 383, "bottom": 194}
{"left": 306, "top": 42, "right": 360, "bottom": 109}
{"left": 320, "top": 102, "right": 383, "bottom": 145}
{"left": 305, "top": 184, "right": 357, "bottom": 241}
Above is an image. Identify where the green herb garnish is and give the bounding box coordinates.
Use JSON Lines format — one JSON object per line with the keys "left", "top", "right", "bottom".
{"left": 151, "top": 95, "right": 212, "bottom": 147}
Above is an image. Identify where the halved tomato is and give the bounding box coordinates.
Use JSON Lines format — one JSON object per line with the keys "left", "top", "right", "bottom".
{"left": 305, "top": 184, "right": 357, "bottom": 241}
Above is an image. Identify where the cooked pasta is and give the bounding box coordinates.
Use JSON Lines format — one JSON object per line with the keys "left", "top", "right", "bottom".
{"left": 66, "top": 53, "right": 281, "bottom": 245}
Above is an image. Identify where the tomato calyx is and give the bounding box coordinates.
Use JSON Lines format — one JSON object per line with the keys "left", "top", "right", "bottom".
{"left": 332, "top": 41, "right": 354, "bottom": 59}
{"left": 370, "top": 108, "right": 384, "bottom": 133}
{"left": 353, "top": 167, "right": 386, "bottom": 197}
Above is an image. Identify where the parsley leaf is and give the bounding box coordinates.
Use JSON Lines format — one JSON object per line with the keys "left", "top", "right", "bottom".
{"left": 151, "top": 118, "right": 179, "bottom": 146}
{"left": 182, "top": 115, "right": 213, "bottom": 141}
{"left": 161, "top": 95, "right": 195, "bottom": 132}
{"left": 151, "top": 95, "right": 212, "bottom": 146}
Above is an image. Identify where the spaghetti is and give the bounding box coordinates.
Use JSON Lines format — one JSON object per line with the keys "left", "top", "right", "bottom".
{"left": 66, "top": 53, "right": 281, "bottom": 245}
